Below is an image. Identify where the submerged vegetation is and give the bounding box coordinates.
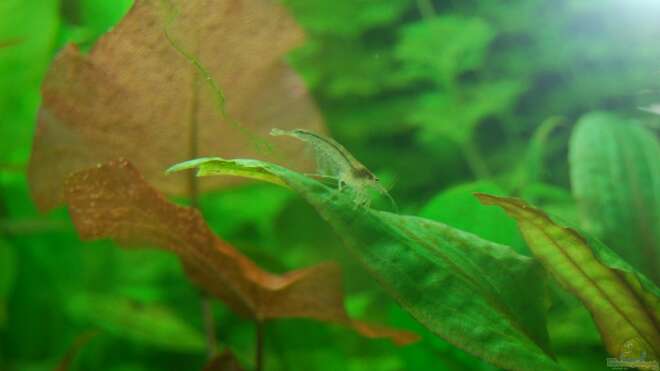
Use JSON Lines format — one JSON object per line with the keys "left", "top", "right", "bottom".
{"left": 1, "top": 0, "right": 659, "bottom": 370}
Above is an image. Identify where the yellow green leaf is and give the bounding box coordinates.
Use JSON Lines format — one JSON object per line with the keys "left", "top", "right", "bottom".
{"left": 476, "top": 193, "right": 660, "bottom": 362}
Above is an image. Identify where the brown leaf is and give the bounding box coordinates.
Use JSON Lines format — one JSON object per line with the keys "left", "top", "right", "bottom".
{"left": 64, "top": 159, "right": 418, "bottom": 346}
{"left": 202, "top": 350, "right": 244, "bottom": 371}
{"left": 29, "top": 0, "right": 323, "bottom": 211}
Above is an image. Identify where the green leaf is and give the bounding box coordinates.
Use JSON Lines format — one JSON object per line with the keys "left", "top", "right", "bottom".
{"left": 169, "top": 157, "right": 561, "bottom": 371}
{"left": 67, "top": 293, "right": 206, "bottom": 352}
{"left": 289, "top": 40, "right": 410, "bottom": 98}
{"left": 411, "top": 79, "right": 526, "bottom": 144}
{"left": 569, "top": 112, "right": 660, "bottom": 285}
{"left": 420, "top": 181, "right": 526, "bottom": 253}
{"left": 396, "top": 16, "right": 495, "bottom": 84}
{"left": 517, "top": 117, "right": 566, "bottom": 187}
{"left": 476, "top": 193, "right": 660, "bottom": 362}
{"left": 166, "top": 157, "right": 289, "bottom": 188}
{"left": 283, "top": 0, "right": 411, "bottom": 37}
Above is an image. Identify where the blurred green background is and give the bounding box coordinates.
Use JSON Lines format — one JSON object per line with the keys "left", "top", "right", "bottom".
{"left": 1, "top": 0, "right": 659, "bottom": 370}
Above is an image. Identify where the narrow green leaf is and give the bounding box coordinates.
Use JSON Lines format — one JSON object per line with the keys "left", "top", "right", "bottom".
{"left": 166, "top": 157, "right": 289, "bottom": 188}
{"left": 476, "top": 193, "right": 660, "bottom": 362}
{"left": 169, "top": 157, "right": 561, "bottom": 371}
{"left": 67, "top": 293, "right": 206, "bottom": 352}
{"left": 569, "top": 112, "right": 660, "bottom": 285}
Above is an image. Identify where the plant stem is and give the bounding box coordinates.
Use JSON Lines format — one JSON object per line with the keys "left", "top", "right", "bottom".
{"left": 186, "top": 37, "right": 217, "bottom": 359}
{"left": 462, "top": 139, "right": 491, "bottom": 179}
{"left": 201, "top": 293, "right": 217, "bottom": 358}
{"left": 255, "top": 321, "right": 265, "bottom": 371}
{"left": 416, "top": 0, "right": 436, "bottom": 19}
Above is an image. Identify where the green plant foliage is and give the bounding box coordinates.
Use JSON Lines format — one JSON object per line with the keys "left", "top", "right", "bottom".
{"left": 396, "top": 16, "right": 495, "bottom": 85}
{"left": 569, "top": 112, "right": 660, "bottom": 285}
{"left": 0, "top": 240, "right": 15, "bottom": 328}
{"left": 67, "top": 293, "right": 207, "bottom": 353}
{"left": 420, "top": 181, "right": 526, "bottom": 252}
{"left": 0, "top": 0, "right": 60, "bottom": 164}
{"left": 282, "top": 0, "right": 410, "bottom": 37}
{"left": 169, "top": 157, "right": 560, "bottom": 371}
{"left": 411, "top": 79, "right": 526, "bottom": 144}
{"left": 4, "top": 0, "right": 660, "bottom": 369}
{"left": 477, "top": 194, "right": 660, "bottom": 361}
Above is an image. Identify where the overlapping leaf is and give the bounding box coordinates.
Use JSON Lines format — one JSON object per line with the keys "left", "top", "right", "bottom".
{"left": 64, "top": 159, "right": 417, "bottom": 346}
{"left": 420, "top": 181, "right": 526, "bottom": 252}
{"left": 28, "top": 0, "right": 324, "bottom": 211}
{"left": 169, "top": 157, "right": 562, "bottom": 371}
{"left": 476, "top": 193, "right": 660, "bottom": 361}
{"left": 569, "top": 112, "right": 660, "bottom": 284}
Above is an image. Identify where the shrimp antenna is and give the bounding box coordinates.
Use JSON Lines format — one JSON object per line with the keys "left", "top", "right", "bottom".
{"left": 375, "top": 183, "right": 399, "bottom": 213}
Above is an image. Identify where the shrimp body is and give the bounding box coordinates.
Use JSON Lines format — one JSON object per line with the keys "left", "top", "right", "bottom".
{"left": 271, "top": 128, "right": 395, "bottom": 210}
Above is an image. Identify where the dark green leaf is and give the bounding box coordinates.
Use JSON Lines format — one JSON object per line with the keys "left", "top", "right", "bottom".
{"left": 569, "top": 112, "right": 660, "bottom": 284}
{"left": 169, "top": 157, "right": 561, "bottom": 371}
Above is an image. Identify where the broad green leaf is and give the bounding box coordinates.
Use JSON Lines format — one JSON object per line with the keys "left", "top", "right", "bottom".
{"left": 67, "top": 293, "right": 206, "bottom": 352}
{"left": 420, "top": 181, "right": 526, "bottom": 253}
{"left": 476, "top": 193, "right": 660, "bottom": 362}
{"left": 569, "top": 112, "right": 660, "bottom": 285}
{"left": 0, "top": 239, "right": 16, "bottom": 327}
{"left": 169, "top": 157, "right": 561, "bottom": 371}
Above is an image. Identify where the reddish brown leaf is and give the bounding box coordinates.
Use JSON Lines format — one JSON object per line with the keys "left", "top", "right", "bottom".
{"left": 64, "top": 159, "right": 418, "bottom": 346}
{"left": 202, "top": 350, "right": 244, "bottom": 371}
{"left": 29, "top": 0, "right": 323, "bottom": 211}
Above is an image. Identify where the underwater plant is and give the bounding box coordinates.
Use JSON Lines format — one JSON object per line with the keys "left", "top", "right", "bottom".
{"left": 1, "top": 0, "right": 659, "bottom": 370}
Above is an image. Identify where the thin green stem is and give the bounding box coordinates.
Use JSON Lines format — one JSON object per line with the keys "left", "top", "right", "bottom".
{"left": 185, "top": 29, "right": 217, "bottom": 359}
{"left": 201, "top": 294, "right": 217, "bottom": 358}
{"left": 462, "top": 139, "right": 491, "bottom": 179}
{"left": 160, "top": 0, "right": 278, "bottom": 158}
